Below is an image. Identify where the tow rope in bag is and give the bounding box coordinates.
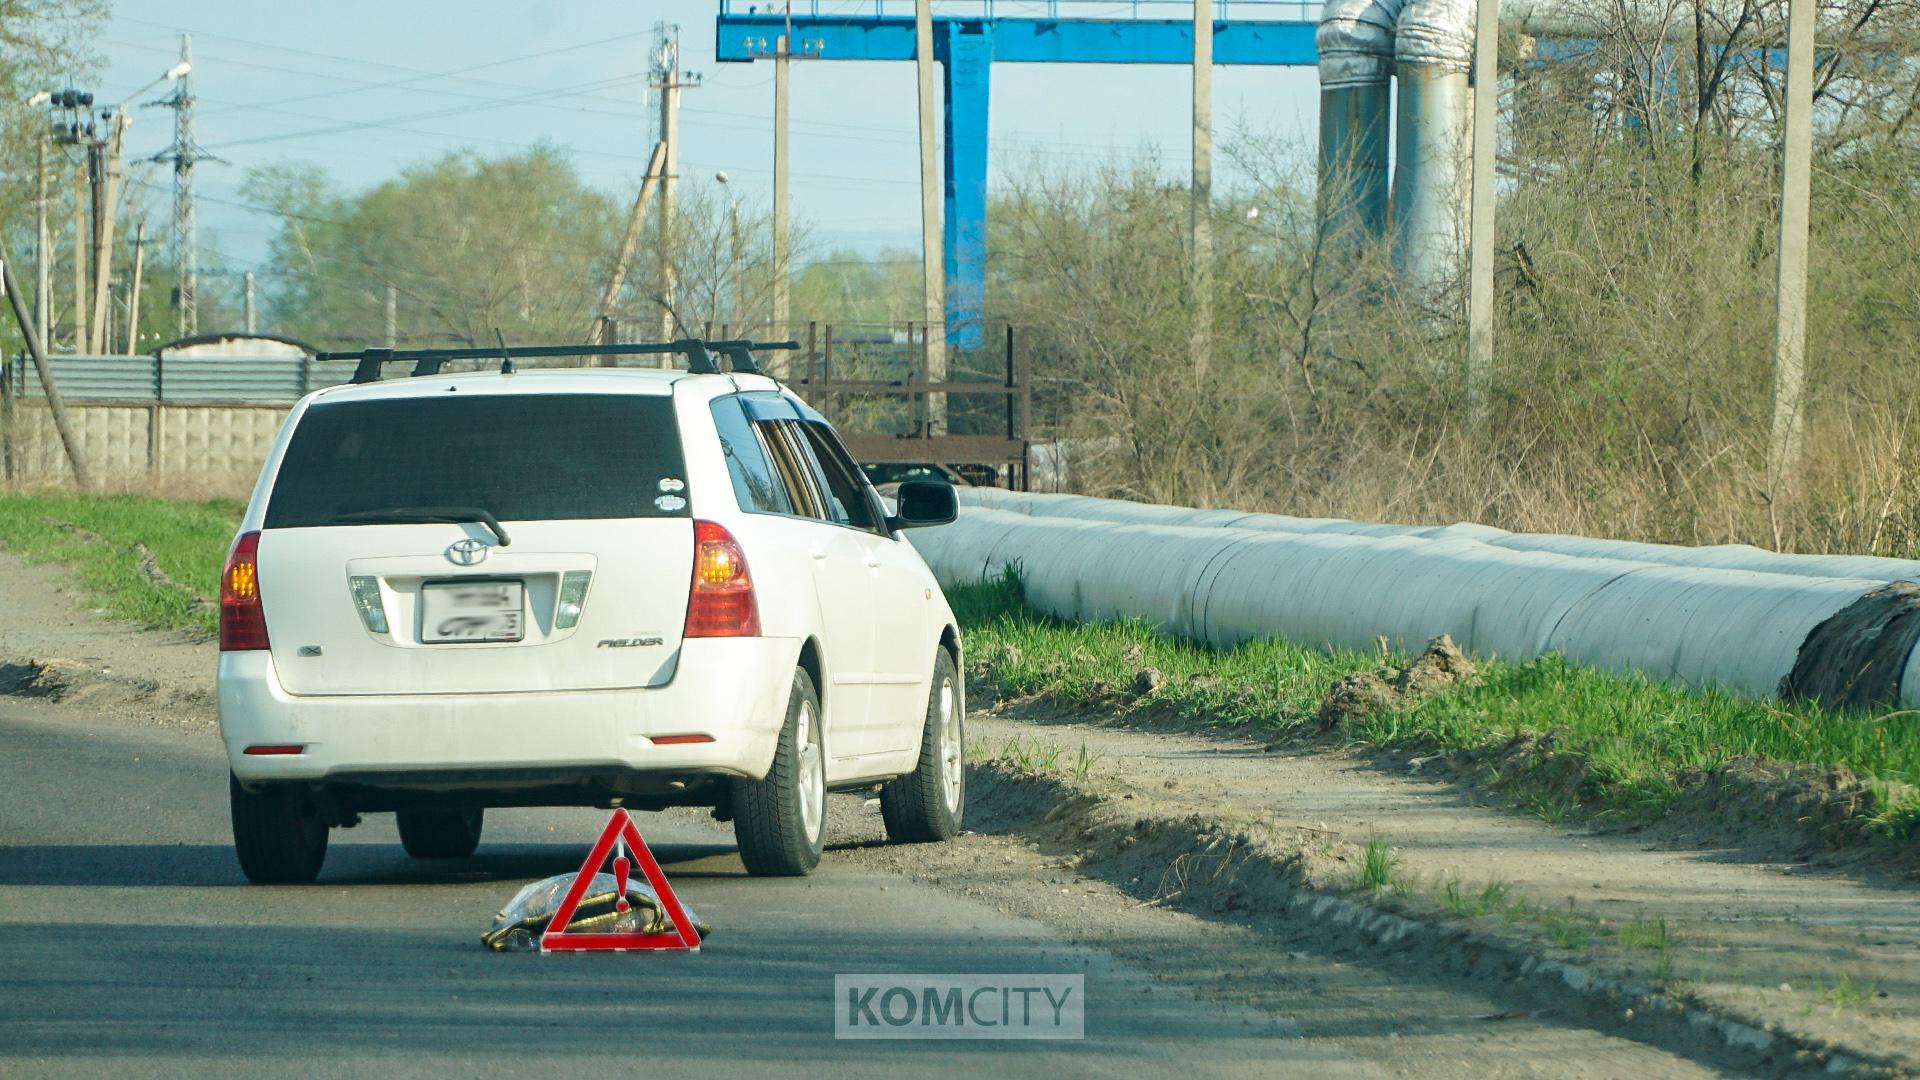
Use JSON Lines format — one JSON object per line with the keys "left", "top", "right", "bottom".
{"left": 482, "top": 872, "right": 712, "bottom": 952}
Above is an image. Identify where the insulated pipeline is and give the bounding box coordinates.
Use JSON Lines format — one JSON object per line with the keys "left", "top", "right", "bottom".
{"left": 922, "top": 491, "right": 1920, "bottom": 708}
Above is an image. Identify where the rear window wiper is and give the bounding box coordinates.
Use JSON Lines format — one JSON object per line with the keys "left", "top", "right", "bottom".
{"left": 332, "top": 506, "right": 512, "bottom": 547}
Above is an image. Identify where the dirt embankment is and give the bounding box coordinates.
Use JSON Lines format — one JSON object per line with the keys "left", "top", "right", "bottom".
{"left": 0, "top": 552, "right": 216, "bottom": 733}
{"left": 952, "top": 692, "right": 1920, "bottom": 1078}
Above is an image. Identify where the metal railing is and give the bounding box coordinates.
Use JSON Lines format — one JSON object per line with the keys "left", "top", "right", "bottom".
{"left": 718, "top": 0, "right": 1322, "bottom": 23}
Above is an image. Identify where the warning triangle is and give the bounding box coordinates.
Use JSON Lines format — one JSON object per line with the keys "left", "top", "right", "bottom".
{"left": 541, "top": 808, "right": 700, "bottom": 953}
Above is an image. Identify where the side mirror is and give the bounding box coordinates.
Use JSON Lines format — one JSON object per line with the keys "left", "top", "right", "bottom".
{"left": 887, "top": 480, "right": 958, "bottom": 531}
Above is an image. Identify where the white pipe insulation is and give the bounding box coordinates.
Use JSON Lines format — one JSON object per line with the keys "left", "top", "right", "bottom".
{"left": 1316, "top": 0, "right": 1404, "bottom": 241}
{"left": 1389, "top": 0, "right": 1475, "bottom": 291}
{"left": 1319, "top": 0, "right": 1845, "bottom": 293}
{"left": 1317, "top": 0, "right": 1473, "bottom": 288}
{"left": 919, "top": 489, "right": 1920, "bottom": 707}
{"left": 954, "top": 488, "right": 1920, "bottom": 584}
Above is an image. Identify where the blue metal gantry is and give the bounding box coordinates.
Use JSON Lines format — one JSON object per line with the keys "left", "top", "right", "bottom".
{"left": 714, "top": 1, "right": 1322, "bottom": 348}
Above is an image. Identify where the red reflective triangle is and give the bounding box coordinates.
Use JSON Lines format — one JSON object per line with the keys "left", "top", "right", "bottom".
{"left": 540, "top": 808, "right": 700, "bottom": 953}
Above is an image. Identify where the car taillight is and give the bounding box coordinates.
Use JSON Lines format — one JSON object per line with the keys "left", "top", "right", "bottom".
{"left": 220, "top": 530, "right": 270, "bottom": 652}
{"left": 684, "top": 520, "right": 760, "bottom": 637}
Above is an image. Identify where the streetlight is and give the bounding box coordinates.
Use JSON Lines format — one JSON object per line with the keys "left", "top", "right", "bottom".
{"left": 715, "top": 171, "right": 745, "bottom": 329}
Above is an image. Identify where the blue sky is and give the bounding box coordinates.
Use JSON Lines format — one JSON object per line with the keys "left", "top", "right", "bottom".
{"left": 100, "top": 1, "right": 1320, "bottom": 268}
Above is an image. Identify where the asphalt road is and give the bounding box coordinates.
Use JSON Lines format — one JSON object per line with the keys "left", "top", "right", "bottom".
{"left": 0, "top": 707, "right": 1353, "bottom": 1079}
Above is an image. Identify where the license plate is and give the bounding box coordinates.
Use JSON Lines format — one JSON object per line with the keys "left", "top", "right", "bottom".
{"left": 421, "top": 580, "right": 525, "bottom": 643}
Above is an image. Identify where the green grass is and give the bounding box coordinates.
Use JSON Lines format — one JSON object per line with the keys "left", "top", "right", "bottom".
{"left": 1440, "top": 878, "right": 1511, "bottom": 917}
{"left": 0, "top": 493, "right": 242, "bottom": 637}
{"left": 1356, "top": 837, "right": 1397, "bottom": 891}
{"left": 953, "top": 567, "right": 1920, "bottom": 835}
{"left": 1813, "top": 970, "right": 1876, "bottom": 1012}
{"left": 6, "top": 493, "right": 1918, "bottom": 845}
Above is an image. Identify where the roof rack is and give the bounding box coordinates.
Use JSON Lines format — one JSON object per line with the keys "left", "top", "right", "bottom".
{"left": 313, "top": 338, "right": 801, "bottom": 385}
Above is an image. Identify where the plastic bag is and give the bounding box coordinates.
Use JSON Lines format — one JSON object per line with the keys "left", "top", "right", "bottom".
{"left": 481, "top": 872, "right": 711, "bottom": 952}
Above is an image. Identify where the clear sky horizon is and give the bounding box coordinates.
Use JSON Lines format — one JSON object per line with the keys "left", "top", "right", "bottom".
{"left": 97, "top": 1, "right": 1321, "bottom": 274}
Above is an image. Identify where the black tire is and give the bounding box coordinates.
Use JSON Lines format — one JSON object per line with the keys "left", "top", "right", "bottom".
{"left": 396, "top": 807, "right": 484, "bottom": 859}
{"left": 230, "top": 773, "right": 328, "bottom": 884}
{"left": 732, "top": 668, "right": 826, "bottom": 876}
{"left": 880, "top": 648, "right": 964, "bottom": 843}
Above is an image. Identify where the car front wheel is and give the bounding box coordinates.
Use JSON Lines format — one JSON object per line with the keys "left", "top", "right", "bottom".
{"left": 230, "top": 774, "right": 328, "bottom": 884}
{"left": 880, "top": 648, "right": 964, "bottom": 843}
{"left": 732, "top": 667, "right": 827, "bottom": 876}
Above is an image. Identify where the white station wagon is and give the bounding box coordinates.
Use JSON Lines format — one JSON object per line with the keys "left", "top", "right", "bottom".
{"left": 218, "top": 340, "right": 964, "bottom": 883}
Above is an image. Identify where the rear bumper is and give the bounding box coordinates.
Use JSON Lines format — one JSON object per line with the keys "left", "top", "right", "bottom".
{"left": 218, "top": 638, "right": 797, "bottom": 793}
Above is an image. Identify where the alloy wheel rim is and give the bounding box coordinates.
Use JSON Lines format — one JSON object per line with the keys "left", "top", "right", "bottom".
{"left": 796, "top": 701, "right": 824, "bottom": 841}
{"left": 938, "top": 677, "right": 962, "bottom": 812}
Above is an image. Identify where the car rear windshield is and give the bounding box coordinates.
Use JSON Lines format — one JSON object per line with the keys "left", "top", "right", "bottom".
{"left": 264, "top": 394, "right": 689, "bottom": 528}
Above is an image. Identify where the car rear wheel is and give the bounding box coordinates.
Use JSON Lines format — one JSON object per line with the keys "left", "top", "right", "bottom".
{"left": 732, "top": 667, "right": 826, "bottom": 876}
{"left": 230, "top": 774, "right": 329, "bottom": 884}
{"left": 880, "top": 648, "right": 964, "bottom": 843}
{"left": 396, "top": 807, "right": 484, "bottom": 859}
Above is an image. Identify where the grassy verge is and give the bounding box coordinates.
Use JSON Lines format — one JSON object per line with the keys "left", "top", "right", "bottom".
{"left": 0, "top": 493, "right": 242, "bottom": 638}
{"left": 3, "top": 491, "right": 1914, "bottom": 842}
{"left": 952, "top": 569, "right": 1920, "bottom": 839}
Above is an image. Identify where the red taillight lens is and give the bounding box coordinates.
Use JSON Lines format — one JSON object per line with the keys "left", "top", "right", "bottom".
{"left": 684, "top": 520, "right": 760, "bottom": 637}
{"left": 220, "top": 530, "right": 270, "bottom": 652}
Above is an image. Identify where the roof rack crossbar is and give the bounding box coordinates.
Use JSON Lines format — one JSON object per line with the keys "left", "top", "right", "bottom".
{"left": 316, "top": 339, "right": 800, "bottom": 384}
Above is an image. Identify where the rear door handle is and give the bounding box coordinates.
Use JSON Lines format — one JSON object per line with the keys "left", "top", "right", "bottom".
{"left": 863, "top": 555, "right": 882, "bottom": 569}
{"left": 810, "top": 547, "right": 828, "bottom": 561}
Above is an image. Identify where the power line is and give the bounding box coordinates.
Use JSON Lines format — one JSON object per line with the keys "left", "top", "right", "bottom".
{"left": 108, "top": 32, "right": 1157, "bottom": 161}
{"left": 205, "top": 31, "right": 655, "bottom": 114}
{"left": 199, "top": 73, "right": 653, "bottom": 152}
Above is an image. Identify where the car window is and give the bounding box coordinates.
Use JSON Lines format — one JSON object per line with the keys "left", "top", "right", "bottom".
{"left": 758, "top": 418, "right": 828, "bottom": 520}
{"left": 796, "top": 421, "right": 880, "bottom": 532}
{"left": 710, "top": 397, "right": 793, "bottom": 515}
{"left": 264, "top": 394, "right": 688, "bottom": 527}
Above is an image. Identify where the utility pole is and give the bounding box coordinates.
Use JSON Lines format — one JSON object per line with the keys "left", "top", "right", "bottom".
{"left": 773, "top": 34, "right": 791, "bottom": 345}
{"left": 71, "top": 160, "right": 87, "bottom": 351}
{"left": 88, "top": 110, "right": 132, "bottom": 354}
{"left": 151, "top": 34, "right": 206, "bottom": 339}
{"left": 914, "top": 0, "right": 947, "bottom": 435}
{"left": 126, "top": 224, "right": 146, "bottom": 353}
{"left": 716, "top": 172, "right": 745, "bottom": 324}
{"left": 594, "top": 141, "right": 667, "bottom": 350}
{"left": 243, "top": 270, "right": 256, "bottom": 334}
{"left": 385, "top": 283, "right": 398, "bottom": 348}
{"left": 1, "top": 244, "right": 92, "bottom": 487}
{"left": 650, "top": 23, "right": 699, "bottom": 342}
{"left": 35, "top": 138, "right": 50, "bottom": 350}
{"left": 1465, "top": 0, "right": 1500, "bottom": 396}
{"left": 1190, "top": 0, "right": 1214, "bottom": 377}
{"left": 1769, "top": 0, "right": 1814, "bottom": 496}
{"left": 751, "top": 15, "right": 819, "bottom": 376}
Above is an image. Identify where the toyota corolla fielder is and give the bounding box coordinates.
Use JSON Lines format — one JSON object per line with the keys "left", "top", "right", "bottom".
{"left": 217, "top": 340, "right": 964, "bottom": 883}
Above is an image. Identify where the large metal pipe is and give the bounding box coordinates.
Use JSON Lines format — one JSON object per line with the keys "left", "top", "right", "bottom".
{"left": 1321, "top": 0, "right": 1872, "bottom": 294}
{"left": 1390, "top": 0, "right": 1475, "bottom": 296}
{"left": 1316, "top": 0, "right": 1404, "bottom": 243}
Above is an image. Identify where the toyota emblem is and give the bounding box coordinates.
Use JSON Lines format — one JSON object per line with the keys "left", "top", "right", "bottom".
{"left": 447, "top": 538, "right": 491, "bottom": 566}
